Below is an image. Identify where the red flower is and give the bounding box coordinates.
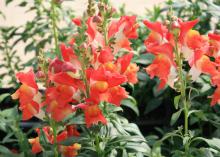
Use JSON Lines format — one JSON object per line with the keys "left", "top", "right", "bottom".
{"left": 208, "top": 33, "right": 220, "bottom": 58}
{"left": 29, "top": 137, "right": 42, "bottom": 154}
{"left": 29, "top": 127, "right": 53, "bottom": 154}
{"left": 98, "top": 47, "right": 114, "bottom": 64}
{"left": 49, "top": 57, "right": 76, "bottom": 73}
{"left": 78, "top": 102, "right": 107, "bottom": 128}
{"left": 60, "top": 43, "right": 81, "bottom": 70}
{"left": 86, "top": 16, "right": 104, "bottom": 46}
{"left": 88, "top": 66, "right": 127, "bottom": 90}
{"left": 72, "top": 18, "right": 81, "bottom": 26}
{"left": 145, "top": 43, "right": 176, "bottom": 89}
{"left": 49, "top": 72, "right": 83, "bottom": 89}
{"left": 107, "top": 86, "right": 128, "bottom": 106}
{"left": 124, "top": 63, "right": 139, "bottom": 84}
{"left": 116, "top": 53, "right": 139, "bottom": 84}
{"left": 146, "top": 54, "right": 173, "bottom": 89}
{"left": 143, "top": 20, "right": 167, "bottom": 38}
{"left": 66, "top": 125, "right": 80, "bottom": 137}
{"left": 119, "top": 16, "right": 139, "bottom": 39}
{"left": 179, "top": 19, "right": 199, "bottom": 43}
{"left": 43, "top": 85, "right": 74, "bottom": 121}
{"left": 11, "top": 69, "right": 40, "bottom": 120}
{"left": 59, "top": 143, "right": 81, "bottom": 157}
{"left": 211, "top": 87, "right": 220, "bottom": 106}
{"left": 108, "top": 16, "right": 138, "bottom": 39}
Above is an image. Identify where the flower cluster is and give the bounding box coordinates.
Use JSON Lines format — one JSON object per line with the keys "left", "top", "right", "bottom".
{"left": 12, "top": 10, "right": 139, "bottom": 154}
{"left": 143, "top": 18, "right": 220, "bottom": 106}
{"left": 28, "top": 125, "right": 80, "bottom": 156}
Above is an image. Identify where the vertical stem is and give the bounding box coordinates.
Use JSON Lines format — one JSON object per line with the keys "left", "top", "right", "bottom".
{"left": 103, "top": 17, "right": 108, "bottom": 46}
{"left": 4, "top": 40, "right": 17, "bottom": 85}
{"left": 95, "top": 132, "right": 104, "bottom": 157}
{"left": 77, "top": 51, "right": 90, "bottom": 98}
{"left": 50, "top": 119, "right": 59, "bottom": 157}
{"left": 51, "top": 0, "right": 61, "bottom": 59}
{"left": 12, "top": 115, "right": 29, "bottom": 157}
{"left": 174, "top": 39, "right": 189, "bottom": 136}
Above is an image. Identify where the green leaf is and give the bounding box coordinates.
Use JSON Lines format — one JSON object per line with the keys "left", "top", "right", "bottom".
{"left": 0, "top": 145, "right": 12, "bottom": 154}
{"left": 188, "top": 110, "right": 202, "bottom": 118}
{"left": 6, "top": 0, "right": 13, "bottom": 5}
{"left": 65, "top": 113, "right": 85, "bottom": 125}
{"left": 18, "top": 1, "right": 27, "bottom": 7}
{"left": 39, "top": 128, "right": 51, "bottom": 150}
{"left": 58, "top": 137, "right": 80, "bottom": 146}
{"left": 123, "top": 123, "right": 143, "bottom": 137}
{"left": 0, "top": 93, "right": 10, "bottom": 103}
{"left": 199, "top": 148, "right": 214, "bottom": 157}
{"left": 121, "top": 96, "right": 139, "bottom": 116}
{"left": 144, "top": 97, "right": 162, "bottom": 114}
{"left": 170, "top": 109, "right": 183, "bottom": 126}
{"left": 201, "top": 138, "right": 220, "bottom": 152}
{"left": 174, "top": 95, "right": 181, "bottom": 110}
{"left": 208, "top": 119, "right": 220, "bottom": 129}
{"left": 135, "top": 53, "right": 154, "bottom": 65}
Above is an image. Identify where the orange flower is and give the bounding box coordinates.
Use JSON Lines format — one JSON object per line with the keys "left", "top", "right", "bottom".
{"left": 11, "top": 69, "right": 40, "bottom": 120}
{"left": 116, "top": 53, "right": 139, "bottom": 84}
{"left": 66, "top": 125, "right": 80, "bottom": 137}
{"left": 78, "top": 103, "right": 107, "bottom": 128}
{"left": 210, "top": 87, "right": 220, "bottom": 106}
{"left": 178, "top": 19, "right": 199, "bottom": 43}
{"left": 146, "top": 54, "right": 173, "bottom": 89}
{"left": 108, "top": 16, "right": 138, "bottom": 52}
{"left": 98, "top": 47, "right": 114, "bottom": 64}
{"left": 59, "top": 143, "right": 81, "bottom": 157}
{"left": 43, "top": 85, "right": 74, "bottom": 121}
{"left": 28, "top": 137, "right": 42, "bottom": 154}
{"left": 189, "top": 55, "right": 218, "bottom": 81}
{"left": 124, "top": 63, "right": 139, "bottom": 84}
{"left": 208, "top": 33, "right": 220, "bottom": 58}
{"left": 60, "top": 43, "right": 81, "bottom": 70}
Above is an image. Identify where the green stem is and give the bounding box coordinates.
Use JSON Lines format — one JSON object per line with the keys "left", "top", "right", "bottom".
{"left": 51, "top": 0, "right": 61, "bottom": 59}
{"left": 13, "top": 115, "right": 29, "bottom": 157}
{"left": 174, "top": 38, "right": 189, "bottom": 136}
{"left": 4, "top": 40, "right": 17, "bottom": 85}
{"left": 95, "top": 134, "right": 104, "bottom": 157}
{"left": 78, "top": 52, "right": 90, "bottom": 98}
{"left": 173, "top": 37, "right": 190, "bottom": 155}
{"left": 50, "top": 119, "right": 59, "bottom": 157}
{"left": 103, "top": 17, "right": 108, "bottom": 46}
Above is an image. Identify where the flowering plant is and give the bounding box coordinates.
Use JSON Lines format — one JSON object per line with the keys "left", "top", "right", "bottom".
{"left": 8, "top": 0, "right": 149, "bottom": 156}
{"left": 143, "top": 8, "right": 220, "bottom": 156}
{"left": 1, "top": 0, "right": 220, "bottom": 157}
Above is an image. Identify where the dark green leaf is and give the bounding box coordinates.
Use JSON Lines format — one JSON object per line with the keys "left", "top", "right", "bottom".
{"left": 19, "top": 1, "right": 27, "bottom": 7}
{"left": 0, "top": 93, "right": 10, "bottom": 103}
{"left": 121, "top": 96, "right": 139, "bottom": 116}
{"left": 6, "top": 0, "right": 13, "bottom": 5}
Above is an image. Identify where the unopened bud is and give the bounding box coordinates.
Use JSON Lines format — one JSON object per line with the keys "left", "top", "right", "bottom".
{"left": 36, "top": 71, "right": 45, "bottom": 79}
{"left": 93, "top": 15, "right": 102, "bottom": 23}
{"left": 164, "top": 20, "right": 170, "bottom": 26}
{"left": 53, "top": 0, "right": 63, "bottom": 4}
{"left": 171, "top": 16, "right": 178, "bottom": 21}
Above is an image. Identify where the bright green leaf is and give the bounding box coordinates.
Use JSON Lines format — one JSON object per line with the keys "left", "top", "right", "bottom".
{"left": 174, "top": 95, "right": 181, "bottom": 110}
{"left": 170, "top": 109, "right": 183, "bottom": 126}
